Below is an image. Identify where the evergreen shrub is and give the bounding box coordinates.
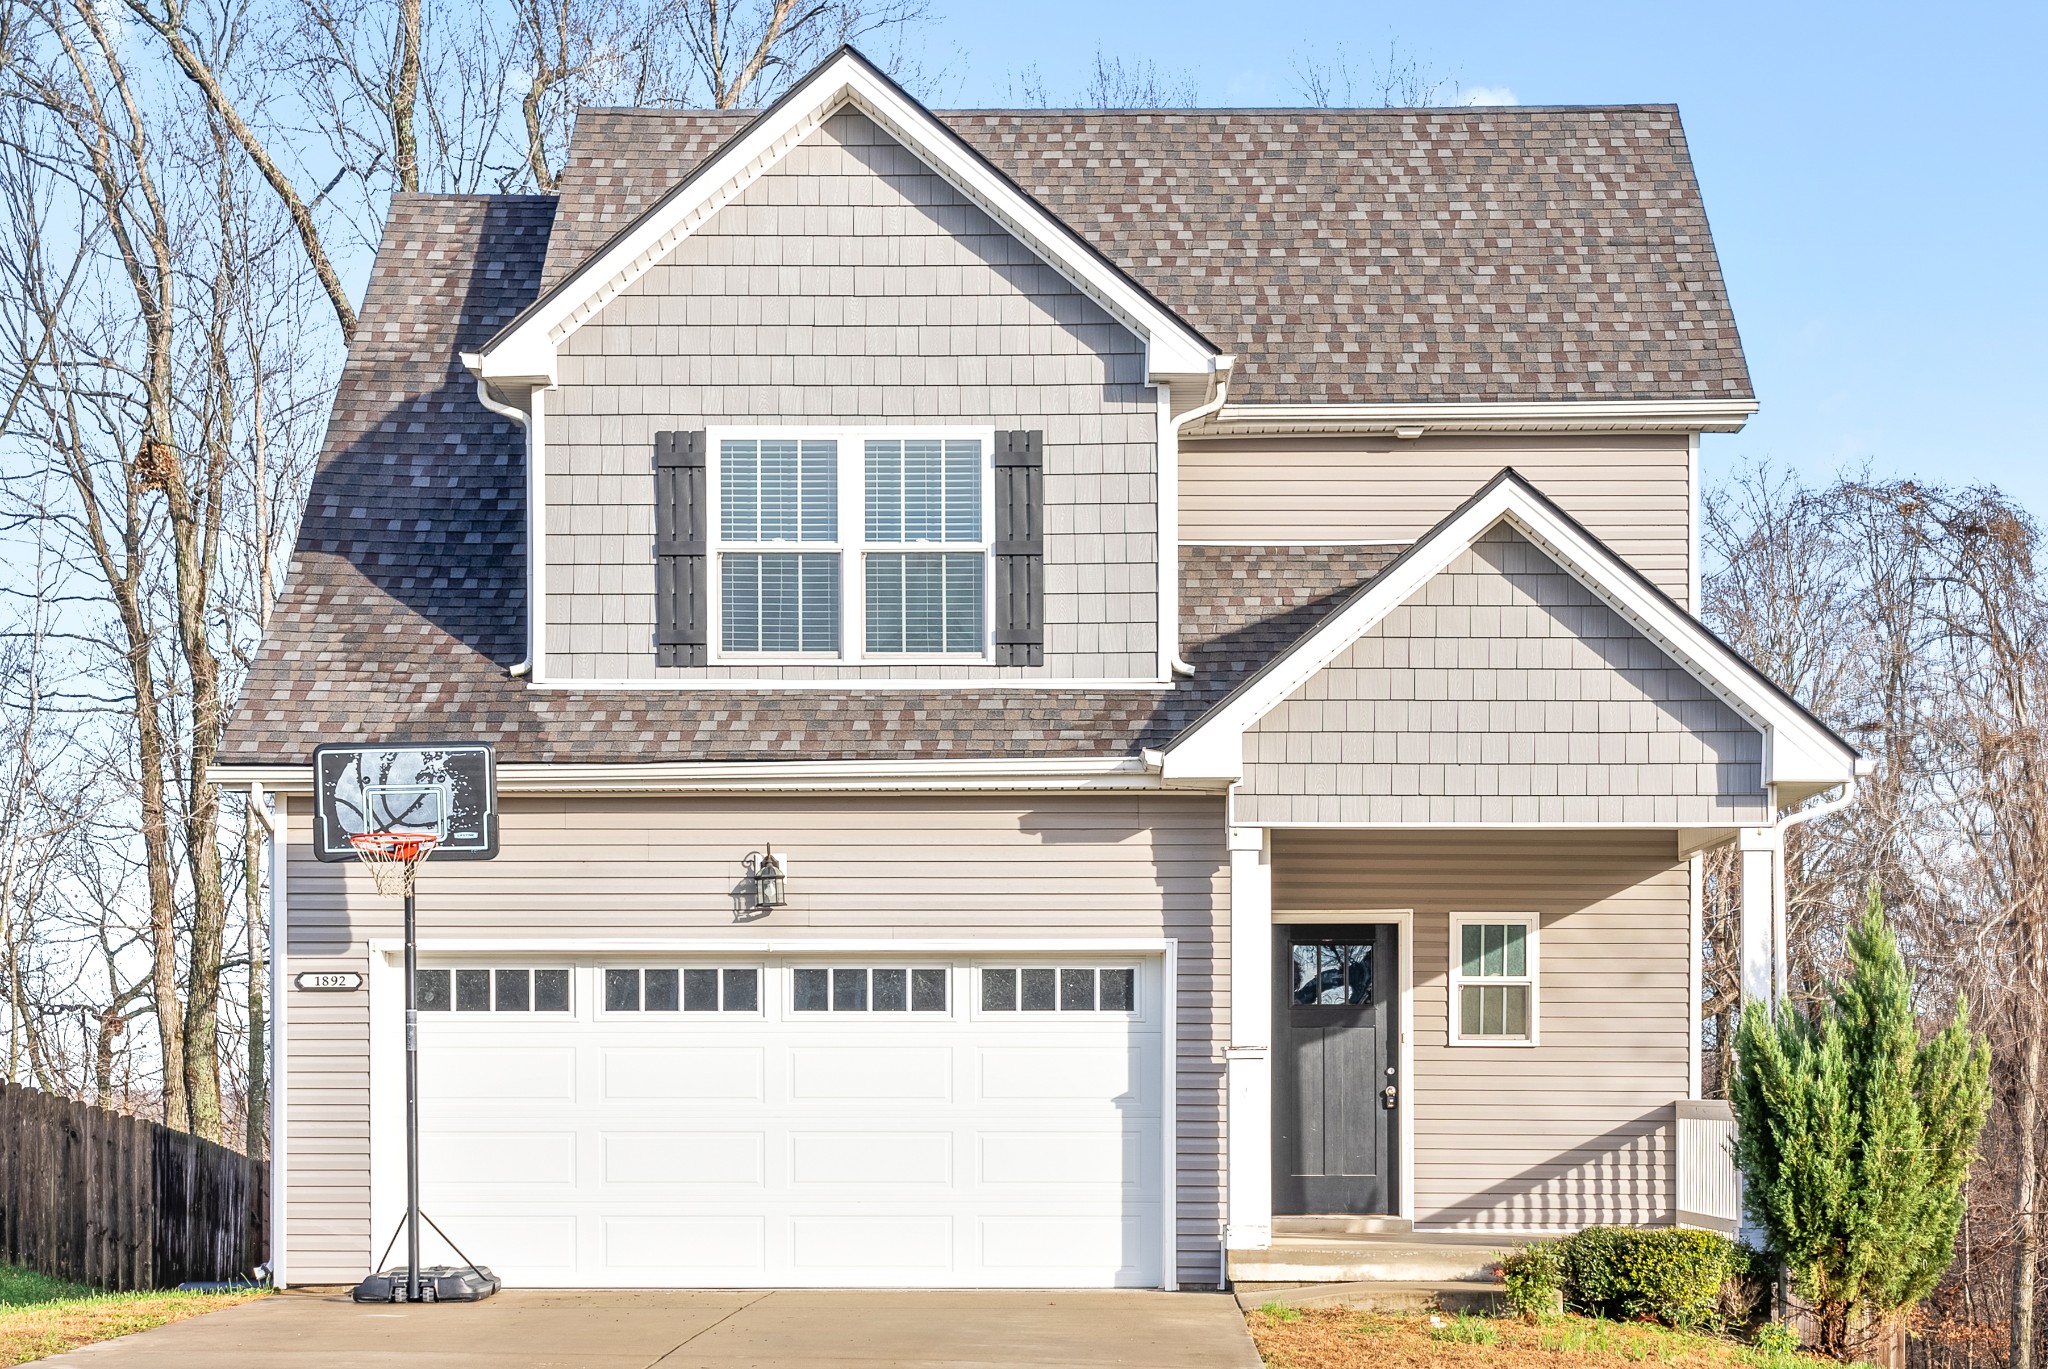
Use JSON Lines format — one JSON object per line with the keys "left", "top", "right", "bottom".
{"left": 1551, "top": 1226, "right": 1744, "bottom": 1328}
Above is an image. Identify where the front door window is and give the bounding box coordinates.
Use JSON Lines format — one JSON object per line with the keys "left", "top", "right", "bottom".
{"left": 1291, "top": 940, "right": 1372, "bottom": 1007}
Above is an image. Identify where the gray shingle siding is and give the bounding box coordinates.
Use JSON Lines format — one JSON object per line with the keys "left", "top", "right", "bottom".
{"left": 544, "top": 107, "right": 1159, "bottom": 680}
{"left": 1238, "top": 524, "right": 1769, "bottom": 825}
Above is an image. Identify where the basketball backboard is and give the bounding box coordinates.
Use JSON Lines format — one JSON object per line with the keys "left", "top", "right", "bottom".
{"left": 312, "top": 742, "right": 498, "bottom": 862}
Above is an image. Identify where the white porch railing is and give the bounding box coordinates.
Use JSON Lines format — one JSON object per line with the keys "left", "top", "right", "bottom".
{"left": 1674, "top": 1099, "right": 1742, "bottom": 1234}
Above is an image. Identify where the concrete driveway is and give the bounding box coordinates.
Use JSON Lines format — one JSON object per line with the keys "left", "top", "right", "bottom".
{"left": 40, "top": 1289, "right": 1263, "bottom": 1368}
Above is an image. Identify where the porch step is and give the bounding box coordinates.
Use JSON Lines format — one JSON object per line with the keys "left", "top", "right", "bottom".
{"left": 1273, "top": 1215, "right": 1414, "bottom": 1237}
{"left": 1235, "top": 1280, "right": 1509, "bottom": 1315}
{"left": 1228, "top": 1234, "right": 1507, "bottom": 1286}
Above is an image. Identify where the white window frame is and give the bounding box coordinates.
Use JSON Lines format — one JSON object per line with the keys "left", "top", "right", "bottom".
{"left": 1446, "top": 914, "right": 1540, "bottom": 1047}
{"left": 969, "top": 961, "right": 1144, "bottom": 1021}
{"left": 706, "top": 425, "right": 996, "bottom": 665}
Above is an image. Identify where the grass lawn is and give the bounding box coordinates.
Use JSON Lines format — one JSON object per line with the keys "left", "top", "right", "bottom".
{"left": 0, "top": 1264, "right": 267, "bottom": 1366}
{"left": 1246, "top": 1306, "right": 1837, "bottom": 1369}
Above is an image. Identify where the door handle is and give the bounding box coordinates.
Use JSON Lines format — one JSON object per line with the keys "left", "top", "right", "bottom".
{"left": 1381, "top": 1084, "right": 1398, "bottom": 1109}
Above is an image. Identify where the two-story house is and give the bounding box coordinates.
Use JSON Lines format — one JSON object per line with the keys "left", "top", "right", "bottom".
{"left": 215, "top": 48, "right": 1859, "bottom": 1294}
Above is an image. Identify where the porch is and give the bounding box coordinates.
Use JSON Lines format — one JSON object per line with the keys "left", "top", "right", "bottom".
{"left": 1219, "top": 827, "right": 1746, "bottom": 1298}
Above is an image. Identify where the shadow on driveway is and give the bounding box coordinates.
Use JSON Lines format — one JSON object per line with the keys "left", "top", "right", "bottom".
{"left": 41, "top": 1288, "right": 1263, "bottom": 1368}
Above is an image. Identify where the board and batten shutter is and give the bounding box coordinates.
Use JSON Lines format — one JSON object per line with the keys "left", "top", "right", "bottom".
{"left": 652, "top": 430, "right": 708, "bottom": 667}
{"left": 992, "top": 429, "right": 1044, "bottom": 667}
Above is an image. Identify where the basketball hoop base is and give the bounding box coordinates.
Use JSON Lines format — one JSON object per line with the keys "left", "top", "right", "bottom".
{"left": 352, "top": 1265, "right": 500, "bottom": 1303}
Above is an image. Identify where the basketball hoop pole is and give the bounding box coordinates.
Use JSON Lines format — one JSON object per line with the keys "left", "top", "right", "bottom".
{"left": 403, "top": 875, "right": 422, "bottom": 1305}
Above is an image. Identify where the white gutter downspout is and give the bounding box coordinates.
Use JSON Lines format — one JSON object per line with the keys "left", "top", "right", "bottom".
{"left": 463, "top": 361, "right": 535, "bottom": 678}
{"left": 1160, "top": 359, "right": 1234, "bottom": 678}
{"left": 1768, "top": 759, "right": 1872, "bottom": 1005}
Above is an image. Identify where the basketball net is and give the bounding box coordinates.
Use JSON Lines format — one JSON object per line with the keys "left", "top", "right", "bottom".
{"left": 348, "top": 831, "right": 439, "bottom": 898}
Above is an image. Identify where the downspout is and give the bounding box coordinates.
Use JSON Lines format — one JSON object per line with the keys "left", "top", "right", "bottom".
{"left": 1767, "top": 760, "right": 1871, "bottom": 1005}
{"left": 244, "top": 783, "right": 284, "bottom": 1285}
{"left": 1161, "top": 359, "right": 1234, "bottom": 678}
{"left": 464, "top": 363, "right": 534, "bottom": 678}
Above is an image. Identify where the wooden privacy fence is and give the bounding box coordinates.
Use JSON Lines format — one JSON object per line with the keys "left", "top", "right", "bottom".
{"left": 0, "top": 1082, "right": 267, "bottom": 1290}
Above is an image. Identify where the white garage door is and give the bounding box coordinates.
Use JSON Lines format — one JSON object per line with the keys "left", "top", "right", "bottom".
{"left": 397, "top": 956, "right": 1163, "bottom": 1288}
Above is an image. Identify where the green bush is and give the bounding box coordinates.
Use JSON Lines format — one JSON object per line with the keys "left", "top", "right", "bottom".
{"left": 1500, "top": 1241, "right": 1564, "bottom": 1321}
{"left": 1555, "top": 1226, "right": 1744, "bottom": 1329}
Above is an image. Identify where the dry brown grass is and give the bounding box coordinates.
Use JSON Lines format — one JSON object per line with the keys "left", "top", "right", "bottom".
{"left": 1245, "top": 1307, "right": 1831, "bottom": 1369}
{"left": 0, "top": 1281, "right": 266, "bottom": 1366}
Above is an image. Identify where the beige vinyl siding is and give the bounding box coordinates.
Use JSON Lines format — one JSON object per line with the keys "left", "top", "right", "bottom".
{"left": 1180, "top": 433, "right": 1693, "bottom": 605}
{"left": 281, "top": 792, "right": 1227, "bottom": 1286}
{"left": 1274, "top": 829, "right": 1688, "bottom": 1230}
{"left": 1238, "top": 523, "right": 1767, "bottom": 826}
{"left": 546, "top": 106, "right": 1160, "bottom": 681}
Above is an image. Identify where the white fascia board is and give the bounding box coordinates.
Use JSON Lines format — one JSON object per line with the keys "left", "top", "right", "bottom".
{"left": 1159, "top": 476, "right": 1857, "bottom": 789}
{"left": 1197, "top": 398, "right": 1760, "bottom": 437}
{"left": 208, "top": 755, "right": 1169, "bottom": 797}
{"left": 473, "top": 51, "right": 1219, "bottom": 387}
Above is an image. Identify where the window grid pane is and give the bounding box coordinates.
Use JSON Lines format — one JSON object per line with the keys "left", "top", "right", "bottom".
{"left": 832, "top": 967, "right": 869, "bottom": 1012}
{"left": 1060, "top": 968, "right": 1095, "bottom": 1011}
{"left": 912, "top": 968, "right": 948, "bottom": 1012}
{"left": 865, "top": 552, "right": 983, "bottom": 654}
{"left": 982, "top": 967, "right": 1016, "bottom": 1011}
{"left": 723, "top": 553, "right": 840, "bottom": 653}
{"left": 793, "top": 967, "right": 828, "bottom": 1011}
{"left": 456, "top": 969, "right": 490, "bottom": 1012}
{"left": 681, "top": 968, "right": 717, "bottom": 1011}
{"left": 605, "top": 969, "right": 639, "bottom": 1012}
{"left": 495, "top": 969, "right": 531, "bottom": 1012}
{"left": 865, "top": 438, "right": 981, "bottom": 544}
{"left": 1099, "top": 968, "right": 1134, "bottom": 1012}
{"left": 723, "top": 968, "right": 759, "bottom": 1012}
{"left": 418, "top": 969, "right": 451, "bottom": 1011}
{"left": 722, "top": 439, "right": 836, "bottom": 543}
{"left": 643, "top": 968, "right": 680, "bottom": 1011}
{"left": 534, "top": 969, "right": 570, "bottom": 1012}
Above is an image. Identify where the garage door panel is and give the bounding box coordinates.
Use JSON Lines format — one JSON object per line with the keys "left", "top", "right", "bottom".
{"left": 791, "top": 1215, "right": 952, "bottom": 1272}
{"left": 603, "top": 1215, "right": 766, "bottom": 1271}
{"left": 789, "top": 1131, "right": 952, "bottom": 1186}
{"left": 602, "top": 1132, "right": 765, "bottom": 1186}
{"left": 601, "top": 1047, "right": 764, "bottom": 1100}
{"left": 977, "top": 1127, "right": 1150, "bottom": 1189}
{"left": 422, "top": 1131, "right": 577, "bottom": 1187}
{"left": 977, "top": 1045, "right": 1154, "bottom": 1102}
{"left": 422, "top": 1047, "right": 576, "bottom": 1101}
{"left": 787, "top": 1046, "right": 951, "bottom": 1101}
{"left": 978, "top": 1212, "right": 1157, "bottom": 1275}
{"left": 419, "top": 1213, "right": 578, "bottom": 1276}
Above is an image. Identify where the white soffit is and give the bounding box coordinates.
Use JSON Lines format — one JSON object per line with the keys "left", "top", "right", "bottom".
{"left": 1158, "top": 471, "right": 1858, "bottom": 788}
{"left": 474, "top": 48, "right": 1221, "bottom": 387}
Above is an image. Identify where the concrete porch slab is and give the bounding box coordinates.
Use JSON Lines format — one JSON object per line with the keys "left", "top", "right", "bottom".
{"left": 37, "top": 1288, "right": 1263, "bottom": 1369}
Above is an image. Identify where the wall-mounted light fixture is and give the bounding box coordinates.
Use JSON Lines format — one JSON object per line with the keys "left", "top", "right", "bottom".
{"left": 742, "top": 846, "right": 786, "bottom": 911}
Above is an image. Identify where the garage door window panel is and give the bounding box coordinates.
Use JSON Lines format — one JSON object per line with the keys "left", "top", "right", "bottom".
{"left": 980, "top": 966, "right": 1137, "bottom": 1014}
{"left": 792, "top": 966, "right": 948, "bottom": 1013}
{"left": 418, "top": 967, "right": 572, "bottom": 1013}
{"left": 604, "top": 967, "right": 760, "bottom": 1014}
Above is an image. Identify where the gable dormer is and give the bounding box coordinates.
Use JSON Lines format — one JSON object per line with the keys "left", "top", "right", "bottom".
{"left": 470, "top": 50, "right": 1223, "bottom": 686}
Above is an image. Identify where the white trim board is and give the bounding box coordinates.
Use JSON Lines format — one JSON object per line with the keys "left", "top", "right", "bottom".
{"left": 1155, "top": 468, "right": 1859, "bottom": 791}
{"left": 471, "top": 48, "right": 1221, "bottom": 389}
{"left": 1193, "top": 398, "right": 1758, "bottom": 437}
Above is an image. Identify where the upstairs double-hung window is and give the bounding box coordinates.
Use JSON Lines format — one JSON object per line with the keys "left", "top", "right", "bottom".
{"left": 711, "top": 430, "right": 990, "bottom": 660}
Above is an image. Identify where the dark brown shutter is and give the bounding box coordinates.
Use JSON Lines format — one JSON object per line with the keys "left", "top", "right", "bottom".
{"left": 992, "top": 429, "right": 1044, "bottom": 667}
{"left": 653, "top": 430, "right": 707, "bottom": 667}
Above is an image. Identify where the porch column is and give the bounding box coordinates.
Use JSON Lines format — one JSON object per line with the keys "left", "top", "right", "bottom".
{"left": 1225, "top": 824, "right": 1273, "bottom": 1250}
{"left": 1737, "top": 825, "right": 1780, "bottom": 1011}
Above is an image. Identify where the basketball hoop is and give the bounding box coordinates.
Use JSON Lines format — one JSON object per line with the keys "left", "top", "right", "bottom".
{"left": 349, "top": 831, "right": 439, "bottom": 898}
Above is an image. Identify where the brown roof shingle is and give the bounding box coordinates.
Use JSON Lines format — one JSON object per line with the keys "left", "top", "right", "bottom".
{"left": 541, "top": 105, "right": 1751, "bottom": 405}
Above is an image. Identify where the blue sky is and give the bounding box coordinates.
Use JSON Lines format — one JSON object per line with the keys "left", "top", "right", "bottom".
{"left": 913, "top": 0, "right": 2047, "bottom": 507}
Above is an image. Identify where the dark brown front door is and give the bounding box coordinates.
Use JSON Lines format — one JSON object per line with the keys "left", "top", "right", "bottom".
{"left": 1273, "top": 924, "right": 1398, "bottom": 1214}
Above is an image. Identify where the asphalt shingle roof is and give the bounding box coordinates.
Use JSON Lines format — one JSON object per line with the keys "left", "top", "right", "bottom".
{"left": 541, "top": 105, "right": 1751, "bottom": 404}
{"left": 223, "top": 95, "right": 1748, "bottom": 763}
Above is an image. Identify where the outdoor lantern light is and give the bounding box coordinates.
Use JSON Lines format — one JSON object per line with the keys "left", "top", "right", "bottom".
{"left": 744, "top": 846, "right": 786, "bottom": 910}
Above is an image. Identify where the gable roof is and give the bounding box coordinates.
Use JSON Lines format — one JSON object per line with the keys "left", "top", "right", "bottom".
{"left": 1156, "top": 469, "right": 1858, "bottom": 790}
{"left": 475, "top": 48, "right": 1222, "bottom": 387}
{"left": 536, "top": 98, "right": 1751, "bottom": 406}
